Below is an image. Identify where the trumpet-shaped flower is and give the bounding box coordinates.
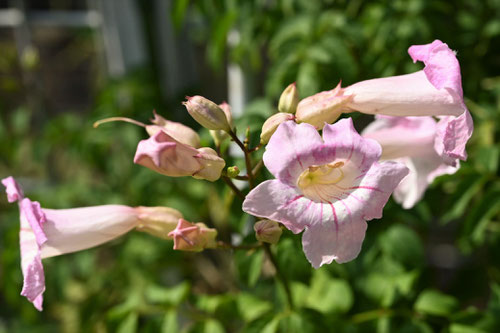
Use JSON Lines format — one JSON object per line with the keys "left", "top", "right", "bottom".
{"left": 242, "top": 119, "right": 408, "bottom": 268}
{"left": 362, "top": 116, "right": 458, "bottom": 209}
{"left": 2, "top": 177, "right": 183, "bottom": 310}
{"left": 342, "top": 40, "right": 473, "bottom": 163}
{"left": 134, "top": 130, "right": 225, "bottom": 181}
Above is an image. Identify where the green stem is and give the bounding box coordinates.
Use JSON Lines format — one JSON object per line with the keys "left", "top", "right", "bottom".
{"left": 263, "top": 243, "right": 294, "bottom": 310}
{"left": 228, "top": 130, "right": 255, "bottom": 189}
{"left": 221, "top": 176, "right": 245, "bottom": 201}
{"left": 216, "top": 241, "right": 261, "bottom": 250}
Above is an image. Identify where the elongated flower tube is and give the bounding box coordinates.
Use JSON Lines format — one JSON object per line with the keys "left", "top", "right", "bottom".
{"left": 134, "top": 130, "right": 225, "bottom": 181}
{"left": 342, "top": 40, "right": 473, "bottom": 163}
{"left": 242, "top": 119, "right": 408, "bottom": 268}
{"left": 2, "top": 177, "right": 183, "bottom": 310}
{"left": 295, "top": 82, "right": 352, "bottom": 129}
{"left": 362, "top": 116, "right": 458, "bottom": 209}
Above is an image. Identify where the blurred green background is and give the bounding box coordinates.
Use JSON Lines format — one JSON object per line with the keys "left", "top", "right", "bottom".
{"left": 1, "top": 0, "right": 500, "bottom": 332}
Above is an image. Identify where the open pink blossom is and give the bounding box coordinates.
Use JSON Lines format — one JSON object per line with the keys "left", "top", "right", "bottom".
{"left": 342, "top": 40, "right": 473, "bottom": 163}
{"left": 362, "top": 116, "right": 458, "bottom": 209}
{"left": 2, "top": 177, "right": 182, "bottom": 310}
{"left": 242, "top": 119, "right": 408, "bottom": 268}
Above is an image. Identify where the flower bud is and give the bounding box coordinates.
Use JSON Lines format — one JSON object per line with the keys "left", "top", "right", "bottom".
{"left": 278, "top": 82, "right": 299, "bottom": 114}
{"left": 254, "top": 220, "right": 282, "bottom": 244}
{"left": 260, "top": 112, "right": 295, "bottom": 144}
{"left": 134, "top": 131, "right": 225, "bottom": 181}
{"left": 209, "top": 102, "right": 234, "bottom": 144}
{"left": 192, "top": 147, "right": 226, "bottom": 182}
{"left": 146, "top": 111, "right": 201, "bottom": 148}
{"left": 226, "top": 166, "right": 240, "bottom": 178}
{"left": 183, "top": 96, "right": 231, "bottom": 132}
{"left": 168, "top": 218, "right": 217, "bottom": 252}
{"left": 135, "top": 206, "right": 183, "bottom": 239}
{"left": 295, "top": 82, "right": 352, "bottom": 129}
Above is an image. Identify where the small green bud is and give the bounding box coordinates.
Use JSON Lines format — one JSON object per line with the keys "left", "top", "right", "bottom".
{"left": 226, "top": 166, "right": 240, "bottom": 178}
{"left": 278, "top": 82, "right": 299, "bottom": 114}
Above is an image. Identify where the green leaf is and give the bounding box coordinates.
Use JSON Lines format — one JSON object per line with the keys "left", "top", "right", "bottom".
{"left": 171, "top": 0, "right": 190, "bottom": 30}
{"left": 449, "top": 324, "right": 487, "bottom": 333}
{"left": 162, "top": 310, "right": 178, "bottom": 333}
{"left": 297, "top": 60, "right": 319, "bottom": 97}
{"left": 475, "top": 145, "right": 499, "bottom": 174}
{"left": 414, "top": 290, "right": 459, "bottom": 317}
{"left": 203, "top": 319, "right": 225, "bottom": 333}
{"left": 145, "top": 282, "right": 190, "bottom": 305}
{"left": 117, "top": 312, "right": 138, "bottom": 333}
{"left": 306, "top": 270, "right": 353, "bottom": 314}
{"left": 237, "top": 293, "right": 272, "bottom": 322}
{"left": 248, "top": 250, "right": 264, "bottom": 287}
{"left": 442, "top": 174, "right": 487, "bottom": 223}
{"left": 261, "top": 316, "right": 281, "bottom": 333}
{"left": 379, "top": 224, "right": 424, "bottom": 267}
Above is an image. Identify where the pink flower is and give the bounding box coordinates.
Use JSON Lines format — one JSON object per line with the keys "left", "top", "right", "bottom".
{"left": 242, "top": 119, "right": 408, "bottom": 268}
{"left": 362, "top": 116, "right": 458, "bottom": 209}
{"left": 342, "top": 40, "right": 473, "bottom": 163}
{"left": 1, "top": 177, "right": 182, "bottom": 310}
{"left": 134, "top": 130, "right": 225, "bottom": 181}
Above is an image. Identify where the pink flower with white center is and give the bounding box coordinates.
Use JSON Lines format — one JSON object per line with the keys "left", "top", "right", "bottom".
{"left": 2, "top": 177, "right": 183, "bottom": 310}
{"left": 362, "top": 116, "right": 458, "bottom": 209}
{"left": 242, "top": 119, "right": 409, "bottom": 268}
{"left": 342, "top": 40, "right": 473, "bottom": 164}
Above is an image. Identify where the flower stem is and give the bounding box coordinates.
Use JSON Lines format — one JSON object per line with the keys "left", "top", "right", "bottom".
{"left": 221, "top": 176, "right": 245, "bottom": 201}
{"left": 263, "top": 243, "right": 294, "bottom": 310}
{"left": 216, "top": 241, "right": 261, "bottom": 250}
{"left": 228, "top": 130, "right": 255, "bottom": 189}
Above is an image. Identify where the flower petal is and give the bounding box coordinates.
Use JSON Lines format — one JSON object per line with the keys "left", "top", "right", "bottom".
{"left": 408, "top": 40, "right": 473, "bottom": 162}
{"left": 40, "top": 205, "right": 140, "bottom": 259}
{"left": 1, "top": 176, "right": 24, "bottom": 202}
{"left": 343, "top": 71, "right": 463, "bottom": 117}
{"left": 263, "top": 121, "right": 324, "bottom": 185}
{"left": 349, "top": 161, "right": 409, "bottom": 220}
{"left": 435, "top": 111, "right": 473, "bottom": 162}
{"left": 19, "top": 207, "right": 45, "bottom": 311}
{"left": 322, "top": 118, "right": 382, "bottom": 172}
{"left": 302, "top": 214, "right": 367, "bottom": 268}
{"left": 362, "top": 116, "right": 437, "bottom": 159}
{"left": 242, "top": 180, "right": 323, "bottom": 234}
{"left": 134, "top": 131, "right": 201, "bottom": 177}
{"left": 408, "top": 40, "right": 463, "bottom": 97}
{"left": 392, "top": 157, "right": 457, "bottom": 209}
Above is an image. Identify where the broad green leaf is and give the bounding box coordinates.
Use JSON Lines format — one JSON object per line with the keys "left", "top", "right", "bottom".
{"left": 414, "top": 290, "right": 459, "bottom": 317}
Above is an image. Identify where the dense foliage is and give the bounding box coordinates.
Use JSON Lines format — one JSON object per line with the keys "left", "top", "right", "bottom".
{"left": 1, "top": 0, "right": 500, "bottom": 332}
